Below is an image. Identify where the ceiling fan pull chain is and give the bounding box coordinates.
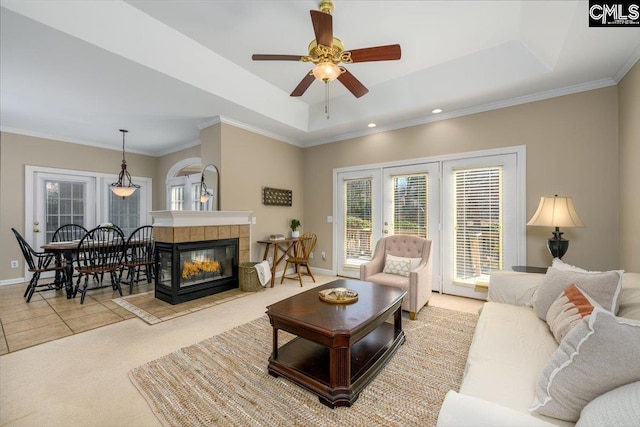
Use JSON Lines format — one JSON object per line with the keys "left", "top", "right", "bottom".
{"left": 325, "top": 81, "right": 330, "bottom": 120}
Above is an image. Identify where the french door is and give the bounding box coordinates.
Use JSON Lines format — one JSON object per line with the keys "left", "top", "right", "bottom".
{"left": 32, "top": 172, "right": 96, "bottom": 249}
{"left": 336, "top": 163, "right": 439, "bottom": 280}
{"left": 335, "top": 147, "right": 525, "bottom": 299}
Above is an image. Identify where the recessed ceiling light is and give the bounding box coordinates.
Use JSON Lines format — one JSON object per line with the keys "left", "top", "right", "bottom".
{"left": 432, "top": 108, "right": 443, "bottom": 114}
{"left": 367, "top": 123, "right": 377, "bottom": 128}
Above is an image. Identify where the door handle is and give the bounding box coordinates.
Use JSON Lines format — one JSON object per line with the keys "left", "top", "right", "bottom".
{"left": 383, "top": 229, "right": 388, "bottom": 234}
{"left": 34, "top": 228, "right": 40, "bottom": 233}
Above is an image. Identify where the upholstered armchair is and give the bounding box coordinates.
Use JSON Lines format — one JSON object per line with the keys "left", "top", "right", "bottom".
{"left": 360, "top": 235, "right": 433, "bottom": 320}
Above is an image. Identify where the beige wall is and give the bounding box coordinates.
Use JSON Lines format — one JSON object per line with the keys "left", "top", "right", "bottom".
{"left": 303, "top": 87, "right": 620, "bottom": 272}
{"left": 619, "top": 60, "right": 640, "bottom": 272}
{"left": 217, "top": 124, "right": 304, "bottom": 263}
{"left": 0, "top": 132, "right": 160, "bottom": 282}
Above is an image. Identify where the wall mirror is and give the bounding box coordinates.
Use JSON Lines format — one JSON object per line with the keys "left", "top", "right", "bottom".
{"left": 200, "top": 164, "right": 220, "bottom": 211}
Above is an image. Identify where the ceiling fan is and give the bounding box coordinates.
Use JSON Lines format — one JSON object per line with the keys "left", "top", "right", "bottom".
{"left": 251, "top": 0, "right": 401, "bottom": 99}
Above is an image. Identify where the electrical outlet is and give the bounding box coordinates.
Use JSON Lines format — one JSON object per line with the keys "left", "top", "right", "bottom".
{"left": 10, "top": 260, "right": 19, "bottom": 269}
{"left": 310, "top": 252, "right": 313, "bottom": 259}
{"left": 321, "top": 252, "right": 326, "bottom": 261}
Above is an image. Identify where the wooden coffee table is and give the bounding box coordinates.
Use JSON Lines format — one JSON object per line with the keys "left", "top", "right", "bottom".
{"left": 266, "top": 279, "right": 406, "bottom": 408}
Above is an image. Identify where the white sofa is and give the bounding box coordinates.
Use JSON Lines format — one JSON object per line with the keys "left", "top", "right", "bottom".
{"left": 437, "top": 264, "right": 640, "bottom": 427}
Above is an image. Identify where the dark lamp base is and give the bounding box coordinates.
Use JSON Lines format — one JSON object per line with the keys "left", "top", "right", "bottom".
{"left": 547, "top": 237, "right": 569, "bottom": 259}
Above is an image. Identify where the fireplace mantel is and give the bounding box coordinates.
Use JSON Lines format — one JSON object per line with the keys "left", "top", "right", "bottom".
{"left": 149, "top": 210, "right": 252, "bottom": 227}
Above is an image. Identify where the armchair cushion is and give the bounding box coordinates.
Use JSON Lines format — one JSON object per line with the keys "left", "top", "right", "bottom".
{"left": 382, "top": 254, "right": 421, "bottom": 277}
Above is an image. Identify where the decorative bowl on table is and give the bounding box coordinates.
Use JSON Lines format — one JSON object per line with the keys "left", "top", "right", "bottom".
{"left": 318, "top": 287, "right": 358, "bottom": 304}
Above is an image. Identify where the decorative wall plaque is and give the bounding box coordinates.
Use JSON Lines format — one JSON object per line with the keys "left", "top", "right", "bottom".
{"left": 262, "top": 187, "right": 292, "bottom": 206}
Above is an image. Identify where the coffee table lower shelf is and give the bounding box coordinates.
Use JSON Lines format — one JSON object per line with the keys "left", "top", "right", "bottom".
{"left": 268, "top": 322, "right": 406, "bottom": 407}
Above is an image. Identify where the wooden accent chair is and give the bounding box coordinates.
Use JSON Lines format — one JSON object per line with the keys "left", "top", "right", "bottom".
{"left": 360, "top": 235, "right": 433, "bottom": 320}
{"left": 12, "top": 228, "right": 66, "bottom": 302}
{"left": 280, "top": 232, "right": 317, "bottom": 286}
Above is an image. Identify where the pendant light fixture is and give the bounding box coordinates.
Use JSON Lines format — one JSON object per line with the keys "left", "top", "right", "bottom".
{"left": 111, "top": 129, "right": 140, "bottom": 198}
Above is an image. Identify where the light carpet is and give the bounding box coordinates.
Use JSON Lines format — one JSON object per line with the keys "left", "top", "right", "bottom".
{"left": 112, "top": 288, "right": 255, "bottom": 325}
{"left": 129, "top": 305, "right": 478, "bottom": 426}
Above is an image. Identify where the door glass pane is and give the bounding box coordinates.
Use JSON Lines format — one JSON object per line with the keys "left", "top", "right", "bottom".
{"left": 453, "top": 166, "right": 503, "bottom": 284}
{"left": 109, "top": 190, "right": 140, "bottom": 237}
{"left": 392, "top": 173, "right": 428, "bottom": 238}
{"left": 45, "top": 180, "right": 86, "bottom": 243}
{"left": 344, "top": 178, "right": 373, "bottom": 266}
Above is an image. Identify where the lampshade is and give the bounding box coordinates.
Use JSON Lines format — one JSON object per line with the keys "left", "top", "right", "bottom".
{"left": 527, "top": 196, "right": 585, "bottom": 228}
{"left": 312, "top": 62, "right": 341, "bottom": 82}
{"left": 200, "top": 194, "right": 210, "bottom": 203}
{"left": 111, "top": 186, "right": 136, "bottom": 198}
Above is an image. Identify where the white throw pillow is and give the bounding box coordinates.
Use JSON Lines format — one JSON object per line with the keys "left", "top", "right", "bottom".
{"left": 383, "top": 254, "right": 411, "bottom": 277}
{"left": 533, "top": 267, "right": 622, "bottom": 321}
{"left": 576, "top": 381, "right": 640, "bottom": 427}
{"left": 546, "top": 284, "right": 600, "bottom": 343}
{"left": 531, "top": 308, "right": 640, "bottom": 422}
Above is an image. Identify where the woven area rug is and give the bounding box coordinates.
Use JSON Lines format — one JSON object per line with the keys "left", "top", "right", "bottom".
{"left": 129, "top": 305, "right": 478, "bottom": 426}
{"left": 112, "top": 288, "right": 254, "bottom": 325}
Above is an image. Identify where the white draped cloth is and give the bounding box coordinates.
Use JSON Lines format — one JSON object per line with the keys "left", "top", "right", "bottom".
{"left": 254, "top": 260, "right": 272, "bottom": 287}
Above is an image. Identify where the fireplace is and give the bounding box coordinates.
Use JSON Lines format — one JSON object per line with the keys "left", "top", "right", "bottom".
{"left": 150, "top": 210, "right": 252, "bottom": 305}
{"left": 155, "top": 238, "right": 239, "bottom": 304}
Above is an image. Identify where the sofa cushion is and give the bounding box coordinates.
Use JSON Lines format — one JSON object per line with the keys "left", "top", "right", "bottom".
{"left": 576, "top": 381, "right": 640, "bottom": 427}
{"left": 383, "top": 254, "right": 412, "bottom": 276}
{"left": 546, "top": 284, "right": 599, "bottom": 343}
{"left": 531, "top": 307, "right": 640, "bottom": 422}
{"left": 533, "top": 268, "right": 622, "bottom": 321}
{"left": 460, "top": 303, "right": 561, "bottom": 418}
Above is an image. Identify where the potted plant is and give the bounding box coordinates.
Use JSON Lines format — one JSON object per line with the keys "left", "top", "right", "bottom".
{"left": 290, "top": 219, "right": 301, "bottom": 238}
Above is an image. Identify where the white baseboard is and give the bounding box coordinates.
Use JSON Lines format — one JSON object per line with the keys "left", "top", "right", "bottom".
{"left": 0, "top": 277, "right": 25, "bottom": 286}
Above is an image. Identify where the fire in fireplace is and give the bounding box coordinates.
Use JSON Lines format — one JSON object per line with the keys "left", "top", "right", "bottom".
{"left": 155, "top": 238, "right": 239, "bottom": 304}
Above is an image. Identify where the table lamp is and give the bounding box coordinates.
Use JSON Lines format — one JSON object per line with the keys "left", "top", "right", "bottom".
{"left": 527, "top": 195, "right": 585, "bottom": 259}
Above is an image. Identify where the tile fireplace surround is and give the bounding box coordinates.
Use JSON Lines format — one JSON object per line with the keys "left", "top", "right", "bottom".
{"left": 150, "top": 211, "right": 252, "bottom": 304}
{"left": 150, "top": 211, "right": 252, "bottom": 262}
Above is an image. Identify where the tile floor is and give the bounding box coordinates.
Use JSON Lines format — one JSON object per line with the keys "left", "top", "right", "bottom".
{"left": 0, "top": 279, "right": 152, "bottom": 354}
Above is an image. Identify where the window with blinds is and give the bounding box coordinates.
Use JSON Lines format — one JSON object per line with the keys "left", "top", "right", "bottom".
{"left": 392, "top": 173, "right": 428, "bottom": 238}
{"left": 453, "top": 166, "right": 503, "bottom": 283}
{"left": 344, "top": 178, "right": 373, "bottom": 266}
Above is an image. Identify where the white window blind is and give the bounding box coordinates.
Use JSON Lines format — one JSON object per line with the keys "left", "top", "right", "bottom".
{"left": 392, "top": 173, "right": 428, "bottom": 238}
{"left": 344, "top": 178, "right": 373, "bottom": 265}
{"left": 453, "top": 166, "right": 503, "bottom": 283}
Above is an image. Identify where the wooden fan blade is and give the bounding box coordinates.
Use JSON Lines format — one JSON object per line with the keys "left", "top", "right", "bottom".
{"left": 310, "top": 10, "right": 333, "bottom": 47}
{"left": 252, "top": 54, "right": 304, "bottom": 61}
{"left": 347, "top": 44, "right": 402, "bottom": 63}
{"left": 290, "top": 73, "right": 315, "bottom": 97}
{"left": 338, "top": 69, "right": 369, "bottom": 98}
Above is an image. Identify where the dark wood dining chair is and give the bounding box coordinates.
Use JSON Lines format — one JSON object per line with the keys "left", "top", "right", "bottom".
{"left": 74, "top": 225, "right": 125, "bottom": 304}
{"left": 280, "top": 232, "right": 317, "bottom": 286}
{"left": 52, "top": 224, "right": 88, "bottom": 242}
{"left": 11, "top": 228, "right": 66, "bottom": 302}
{"left": 119, "top": 225, "right": 155, "bottom": 294}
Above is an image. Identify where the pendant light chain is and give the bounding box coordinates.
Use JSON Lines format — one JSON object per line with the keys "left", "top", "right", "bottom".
{"left": 325, "top": 81, "right": 330, "bottom": 120}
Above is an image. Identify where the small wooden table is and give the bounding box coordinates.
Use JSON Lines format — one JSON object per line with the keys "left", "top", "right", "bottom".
{"left": 266, "top": 279, "right": 406, "bottom": 408}
{"left": 257, "top": 238, "right": 298, "bottom": 287}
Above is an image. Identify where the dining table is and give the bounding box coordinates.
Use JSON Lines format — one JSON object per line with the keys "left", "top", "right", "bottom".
{"left": 256, "top": 237, "right": 298, "bottom": 287}
{"left": 41, "top": 241, "right": 80, "bottom": 299}
{"left": 42, "top": 237, "right": 146, "bottom": 299}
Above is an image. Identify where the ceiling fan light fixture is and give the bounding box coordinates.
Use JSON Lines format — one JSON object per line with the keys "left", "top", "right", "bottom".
{"left": 312, "top": 61, "right": 341, "bottom": 82}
